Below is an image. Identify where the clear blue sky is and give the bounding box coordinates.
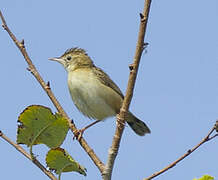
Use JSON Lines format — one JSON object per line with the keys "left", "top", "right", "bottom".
{"left": 1, "top": 1, "right": 218, "bottom": 180}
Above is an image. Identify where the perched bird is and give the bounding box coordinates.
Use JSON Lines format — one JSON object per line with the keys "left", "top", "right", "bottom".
{"left": 49, "top": 47, "right": 150, "bottom": 136}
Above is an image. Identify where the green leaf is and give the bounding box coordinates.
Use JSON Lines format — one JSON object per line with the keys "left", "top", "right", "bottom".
{"left": 193, "top": 175, "right": 214, "bottom": 180}
{"left": 46, "top": 148, "right": 87, "bottom": 177}
{"left": 17, "top": 105, "right": 69, "bottom": 153}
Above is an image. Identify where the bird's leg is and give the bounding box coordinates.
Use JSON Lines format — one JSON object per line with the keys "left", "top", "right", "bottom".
{"left": 73, "top": 120, "right": 101, "bottom": 141}
{"left": 116, "top": 114, "right": 127, "bottom": 127}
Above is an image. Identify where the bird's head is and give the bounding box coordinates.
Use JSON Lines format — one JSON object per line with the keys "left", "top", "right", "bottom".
{"left": 49, "top": 47, "right": 94, "bottom": 72}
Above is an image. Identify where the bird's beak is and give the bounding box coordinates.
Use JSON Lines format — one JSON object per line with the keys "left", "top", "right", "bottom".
{"left": 48, "top": 57, "right": 65, "bottom": 65}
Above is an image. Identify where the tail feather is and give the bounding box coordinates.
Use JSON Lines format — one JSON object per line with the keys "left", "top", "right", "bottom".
{"left": 126, "top": 112, "right": 150, "bottom": 136}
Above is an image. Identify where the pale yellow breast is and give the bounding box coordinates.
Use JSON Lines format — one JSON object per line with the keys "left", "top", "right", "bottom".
{"left": 67, "top": 68, "right": 123, "bottom": 120}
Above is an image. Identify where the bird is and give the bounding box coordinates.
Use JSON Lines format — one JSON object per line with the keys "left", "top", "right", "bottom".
{"left": 49, "top": 47, "right": 150, "bottom": 138}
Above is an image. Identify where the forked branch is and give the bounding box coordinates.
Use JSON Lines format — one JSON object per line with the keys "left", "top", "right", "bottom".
{"left": 102, "top": 0, "right": 153, "bottom": 179}
{"left": 144, "top": 121, "right": 218, "bottom": 180}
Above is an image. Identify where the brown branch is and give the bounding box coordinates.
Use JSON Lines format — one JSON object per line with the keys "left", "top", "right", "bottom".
{"left": 102, "top": 0, "right": 152, "bottom": 179}
{"left": 0, "top": 130, "right": 57, "bottom": 180}
{"left": 0, "top": 10, "right": 104, "bottom": 173}
{"left": 144, "top": 121, "right": 218, "bottom": 180}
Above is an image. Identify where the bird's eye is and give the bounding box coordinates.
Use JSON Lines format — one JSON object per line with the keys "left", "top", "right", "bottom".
{"left": 67, "top": 56, "right": 71, "bottom": 61}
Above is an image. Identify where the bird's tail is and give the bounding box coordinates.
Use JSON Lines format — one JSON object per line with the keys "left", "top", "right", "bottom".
{"left": 126, "top": 112, "right": 151, "bottom": 136}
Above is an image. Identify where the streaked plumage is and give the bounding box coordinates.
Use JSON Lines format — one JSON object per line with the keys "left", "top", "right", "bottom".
{"left": 49, "top": 47, "right": 150, "bottom": 136}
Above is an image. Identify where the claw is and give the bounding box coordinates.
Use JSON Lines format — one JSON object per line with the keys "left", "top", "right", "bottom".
{"left": 73, "top": 128, "right": 85, "bottom": 141}
{"left": 72, "top": 120, "right": 101, "bottom": 141}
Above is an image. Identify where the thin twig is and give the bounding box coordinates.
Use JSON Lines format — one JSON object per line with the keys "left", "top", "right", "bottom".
{"left": 0, "top": 130, "right": 57, "bottom": 180}
{"left": 102, "top": 0, "right": 152, "bottom": 179}
{"left": 0, "top": 10, "right": 104, "bottom": 173}
{"left": 144, "top": 122, "right": 218, "bottom": 180}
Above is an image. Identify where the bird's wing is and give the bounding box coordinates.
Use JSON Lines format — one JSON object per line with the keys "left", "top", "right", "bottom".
{"left": 92, "top": 67, "right": 124, "bottom": 99}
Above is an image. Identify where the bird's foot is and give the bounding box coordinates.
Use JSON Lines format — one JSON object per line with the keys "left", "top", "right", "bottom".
{"left": 73, "top": 128, "right": 85, "bottom": 141}
{"left": 116, "top": 115, "right": 126, "bottom": 127}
